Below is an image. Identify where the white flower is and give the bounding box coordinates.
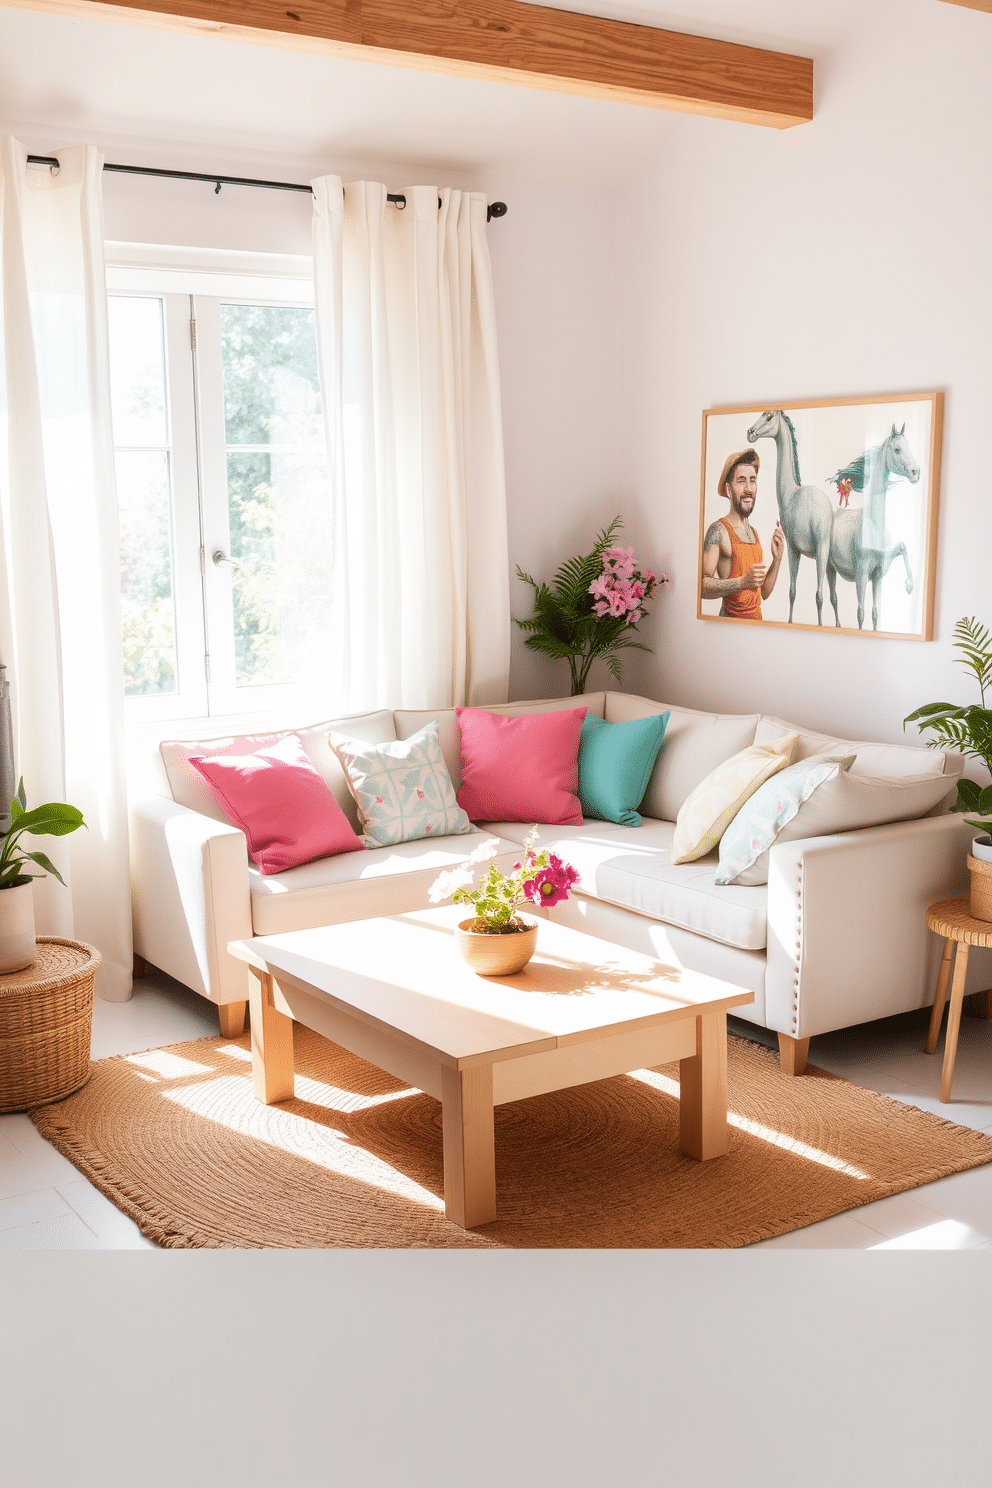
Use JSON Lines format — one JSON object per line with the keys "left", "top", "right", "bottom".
{"left": 428, "top": 866, "right": 474, "bottom": 903}
{"left": 467, "top": 837, "right": 500, "bottom": 865}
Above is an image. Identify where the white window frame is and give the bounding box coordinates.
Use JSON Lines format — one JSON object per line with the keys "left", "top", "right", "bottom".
{"left": 107, "top": 243, "right": 330, "bottom": 726}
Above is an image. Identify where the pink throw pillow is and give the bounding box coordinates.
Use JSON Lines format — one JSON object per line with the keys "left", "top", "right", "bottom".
{"left": 455, "top": 706, "right": 586, "bottom": 825}
{"left": 188, "top": 733, "right": 363, "bottom": 875}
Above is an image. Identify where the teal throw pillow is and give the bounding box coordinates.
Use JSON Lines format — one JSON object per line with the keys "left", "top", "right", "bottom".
{"left": 577, "top": 711, "right": 670, "bottom": 827}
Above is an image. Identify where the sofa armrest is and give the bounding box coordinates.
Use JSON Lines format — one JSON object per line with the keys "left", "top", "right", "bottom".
{"left": 130, "top": 795, "right": 253, "bottom": 1007}
{"left": 764, "top": 813, "right": 976, "bottom": 1041}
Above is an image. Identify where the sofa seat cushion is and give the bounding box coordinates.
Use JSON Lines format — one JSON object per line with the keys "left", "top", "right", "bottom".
{"left": 752, "top": 715, "right": 955, "bottom": 781}
{"left": 248, "top": 828, "right": 520, "bottom": 936}
{"left": 484, "top": 820, "right": 768, "bottom": 952}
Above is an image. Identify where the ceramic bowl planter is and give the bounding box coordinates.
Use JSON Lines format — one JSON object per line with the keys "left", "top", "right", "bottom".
{"left": 0, "top": 880, "right": 36, "bottom": 973}
{"left": 455, "top": 917, "right": 538, "bottom": 976}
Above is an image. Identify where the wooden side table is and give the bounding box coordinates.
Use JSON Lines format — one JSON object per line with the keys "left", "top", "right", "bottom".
{"left": 0, "top": 938, "right": 102, "bottom": 1112}
{"left": 925, "top": 899, "right": 992, "bottom": 1103}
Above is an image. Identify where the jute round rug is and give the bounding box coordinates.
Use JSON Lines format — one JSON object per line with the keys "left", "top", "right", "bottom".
{"left": 30, "top": 1027, "right": 992, "bottom": 1248}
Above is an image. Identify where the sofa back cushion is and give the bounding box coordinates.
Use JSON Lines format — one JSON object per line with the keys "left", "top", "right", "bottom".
{"left": 161, "top": 709, "right": 396, "bottom": 831}
{"left": 605, "top": 693, "right": 760, "bottom": 822}
{"left": 752, "top": 714, "right": 953, "bottom": 781}
{"left": 394, "top": 693, "right": 606, "bottom": 793}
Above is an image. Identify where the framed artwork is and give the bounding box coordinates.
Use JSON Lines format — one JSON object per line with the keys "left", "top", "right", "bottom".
{"left": 697, "top": 391, "right": 943, "bottom": 639}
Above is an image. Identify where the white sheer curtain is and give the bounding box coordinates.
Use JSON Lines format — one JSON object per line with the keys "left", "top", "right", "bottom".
{"left": 0, "top": 138, "right": 132, "bottom": 1000}
{"left": 311, "top": 177, "right": 511, "bottom": 711}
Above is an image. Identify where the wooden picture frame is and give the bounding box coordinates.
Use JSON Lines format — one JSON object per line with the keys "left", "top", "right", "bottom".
{"left": 697, "top": 391, "right": 943, "bottom": 639}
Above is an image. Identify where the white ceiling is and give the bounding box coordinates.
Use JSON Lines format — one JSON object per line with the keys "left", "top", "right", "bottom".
{"left": 0, "top": 0, "right": 868, "bottom": 187}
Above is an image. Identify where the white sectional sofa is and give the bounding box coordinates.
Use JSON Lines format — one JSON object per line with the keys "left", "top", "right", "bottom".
{"left": 129, "top": 690, "right": 977, "bottom": 1073}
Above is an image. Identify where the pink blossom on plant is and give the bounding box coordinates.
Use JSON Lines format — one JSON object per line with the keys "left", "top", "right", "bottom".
{"left": 523, "top": 852, "right": 580, "bottom": 909}
{"left": 627, "top": 609, "right": 641, "bottom": 624}
{"left": 593, "top": 599, "right": 610, "bottom": 617}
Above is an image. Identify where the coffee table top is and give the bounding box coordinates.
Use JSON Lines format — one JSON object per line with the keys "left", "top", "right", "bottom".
{"left": 230, "top": 906, "right": 753, "bottom": 1070}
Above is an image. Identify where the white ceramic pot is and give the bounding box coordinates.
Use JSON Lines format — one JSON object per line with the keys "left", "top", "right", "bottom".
{"left": 971, "top": 834, "right": 992, "bottom": 864}
{"left": 0, "top": 881, "right": 37, "bottom": 974}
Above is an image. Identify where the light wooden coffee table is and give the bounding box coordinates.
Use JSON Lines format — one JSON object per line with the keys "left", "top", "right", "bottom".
{"left": 228, "top": 907, "right": 753, "bottom": 1229}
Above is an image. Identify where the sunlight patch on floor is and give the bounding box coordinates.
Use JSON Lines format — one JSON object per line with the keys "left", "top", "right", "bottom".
{"left": 125, "top": 1051, "right": 215, "bottom": 1079}
{"left": 162, "top": 1077, "right": 444, "bottom": 1211}
{"left": 629, "top": 1068, "right": 870, "bottom": 1180}
{"left": 869, "top": 1219, "right": 990, "bottom": 1250}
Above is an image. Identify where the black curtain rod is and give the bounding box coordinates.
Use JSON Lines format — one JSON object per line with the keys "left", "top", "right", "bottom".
{"left": 25, "top": 155, "right": 508, "bottom": 221}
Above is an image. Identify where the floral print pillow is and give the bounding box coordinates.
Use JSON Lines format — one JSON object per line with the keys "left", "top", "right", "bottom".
{"left": 329, "top": 722, "right": 473, "bottom": 849}
{"left": 715, "top": 755, "right": 855, "bottom": 887}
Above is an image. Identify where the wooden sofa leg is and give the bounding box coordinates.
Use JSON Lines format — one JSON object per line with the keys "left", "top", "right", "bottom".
{"left": 967, "top": 989, "right": 992, "bottom": 1020}
{"left": 777, "top": 1033, "right": 810, "bottom": 1076}
{"left": 218, "top": 1001, "right": 247, "bottom": 1038}
{"left": 132, "top": 953, "right": 147, "bottom": 978}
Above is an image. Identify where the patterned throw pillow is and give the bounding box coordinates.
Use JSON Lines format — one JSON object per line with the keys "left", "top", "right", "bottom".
{"left": 329, "top": 721, "right": 473, "bottom": 849}
{"left": 715, "top": 755, "right": 856, "bottom": 886}
{"left": 670, "top": 734, "right": 798, "bottom": 865}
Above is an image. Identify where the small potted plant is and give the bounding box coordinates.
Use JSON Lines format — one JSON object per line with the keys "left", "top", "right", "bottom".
{"left": 905, "top": 616, "right": 992, "bottom": 916}
{"left": 0, "top": 779, "right": 85, "bottom": 972}
{"left": 429, "top": 829, "right": 580, "bottom": 976}
{"left": 515, "top": 516, "right": 669, "bottom": 696}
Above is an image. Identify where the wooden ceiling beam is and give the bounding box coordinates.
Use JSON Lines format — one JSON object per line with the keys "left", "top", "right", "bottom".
{"left": 15, "top": 0, "right": 814, "bottom": 128}
{"left": 936, "top": 0, "right": 992, "bottom": 13}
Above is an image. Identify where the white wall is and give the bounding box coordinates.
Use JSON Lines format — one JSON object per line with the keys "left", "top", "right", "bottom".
{"left": 615, "top": 0, "right": 992, "bottom": 748}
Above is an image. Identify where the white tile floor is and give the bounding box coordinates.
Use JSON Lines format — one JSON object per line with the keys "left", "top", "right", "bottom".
{"left": 3, "top": 971, "right": 992, "bottom": 1249}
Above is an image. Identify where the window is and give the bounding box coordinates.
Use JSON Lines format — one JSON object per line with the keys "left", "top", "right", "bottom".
{"left": 107, "top": 247, "right": 332, "bottom": 721}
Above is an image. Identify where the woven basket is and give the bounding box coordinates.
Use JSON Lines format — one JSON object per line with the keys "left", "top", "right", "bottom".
{"left": 968, "top": 855, "right": 992, "bottom": 924}
{"left": 0, "top": 938, "right": 102, "bottom": 1112}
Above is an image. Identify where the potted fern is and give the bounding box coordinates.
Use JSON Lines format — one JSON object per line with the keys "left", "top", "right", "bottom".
{"left": 515, "top": 517, "right": 668, "bottom": 695}
{"left": 0, "top": 779, "right": 85, "bottom": 972}
{"left": 905, "top": 616, "right": 992, "bottom": 914}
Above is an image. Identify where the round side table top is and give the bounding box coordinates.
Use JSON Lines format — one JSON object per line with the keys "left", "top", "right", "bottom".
{"left": 0, "top": 937, "right": 101, "bottom": 997}
{"left": 926, "top": 899, "right": 992, "bottom": 947}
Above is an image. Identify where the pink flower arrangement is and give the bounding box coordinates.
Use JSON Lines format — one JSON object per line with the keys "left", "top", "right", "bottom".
{"left": 516, "top": 517, "right": 670, "bottom": 696}
{"left": 588, "top": 546, "right": 667, "bottom": 624}
{"left": 429, "top": 828, "right": 580, "bottom": 930}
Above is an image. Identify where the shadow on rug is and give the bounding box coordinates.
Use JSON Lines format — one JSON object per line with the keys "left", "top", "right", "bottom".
{"left": 30, "top": 1028, "right": 992, "bottom": 1248}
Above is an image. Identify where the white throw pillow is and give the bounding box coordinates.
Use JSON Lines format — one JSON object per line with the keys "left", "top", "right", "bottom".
{"left": 717, "top": 757, "right": 954, "bottom": 886}
{"left": 671, "top": 734, "right": 798, "bottom": 865}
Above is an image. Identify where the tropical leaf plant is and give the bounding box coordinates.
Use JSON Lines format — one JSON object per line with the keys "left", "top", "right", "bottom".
{"left": 904, "top": 617, "right": 992, "bottom": 830}
{"left": 0, "top": 778, "right": 85, "bottom": 890}
{"left": 515, "top": 517, "right": 667, "bottom": 694}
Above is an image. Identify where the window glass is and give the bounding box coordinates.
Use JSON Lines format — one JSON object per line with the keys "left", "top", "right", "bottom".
{"left": 108, "top": 296, "right": 178, "bottom": 697}
{"left": 220, "top": 304, "right": 333, "bottom": 689}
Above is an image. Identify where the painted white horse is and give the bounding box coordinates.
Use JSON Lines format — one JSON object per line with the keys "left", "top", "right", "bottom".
{"left": 745, "top": 409, "right": 835, "bottom": 625}
{"left": 825, "top": 424, "right": 920, "bottom": 631}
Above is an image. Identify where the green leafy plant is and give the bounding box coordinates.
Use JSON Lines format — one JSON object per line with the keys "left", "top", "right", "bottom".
{"left": 0, "top": 779, "right": 85, "bottom": 890}
{"left": 515, "top": 517, "right": 668, "bottom": 695}
{"left": 904, "top": 616, "right": 992, "bottom": 831}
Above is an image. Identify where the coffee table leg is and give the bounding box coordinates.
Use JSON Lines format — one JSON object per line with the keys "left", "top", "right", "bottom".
{"left": 248, "top": 969, "right": 295, "bottom": 1105}
{"left": 441, "top": 1064, "right": 496, "bottom": 1228}
{"left": 940, "top": 942, "right": 970, "bottom": 1104}
{"left": 679, "top": 1009, "right": 729, "bottom": 1160}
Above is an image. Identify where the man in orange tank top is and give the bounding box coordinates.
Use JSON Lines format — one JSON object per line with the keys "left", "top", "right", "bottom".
{"left": 701, "top": 448, "right": 784, "bottom": 620}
